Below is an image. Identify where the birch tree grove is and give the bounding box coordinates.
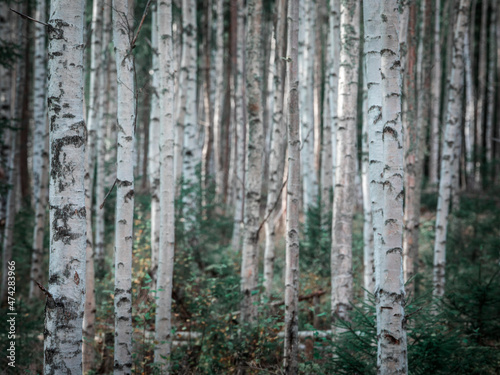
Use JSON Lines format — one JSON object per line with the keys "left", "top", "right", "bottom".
{"left": 44, "top": 0, "right": 87, "bottom": 373}
{"left": 154, "top": 0, "right": 176, "bottom": 369}
{"left": 240, "top": 0, "right": 264, "bottom": 323}
{"left": 112, "top": 0, "right": 136, "bottom": 371}
{"left": 434, "top": 0, "right": 471, "bottom": 298}
{"left": 283, "top": 0, "right": 300, "bottom": 370}
{"left": 331, "top": 0, "right": 359, "bottom": 324}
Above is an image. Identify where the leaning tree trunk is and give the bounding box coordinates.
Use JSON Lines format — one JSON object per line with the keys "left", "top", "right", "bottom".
{"left": 283, "top": 0, "right": 300, "bottom": 371}
{"left": 230, "top": 0, "right": 246, "bottom": 252}
{"left": 366, "top": 0, "right": 408, "bottom": 372}
{"left": 433, "top": 0, "right": 471, "bottom": 298}
{"left": 331, "top": 0, "right": 359, "bottom": 325}
{"left": 240, "top": 0, "right": 264, "bottom": 324}
{"left": 44, "top": 0, "right": 87, "bottom": 373}
{"left": 263, "top": 0, "right": 287, "bottom": 298}
{"left": 112, "top": 0, "right": 136, "bottom": 372}
{"left": 154, "top": 0, "right": 175, "bottom": 370}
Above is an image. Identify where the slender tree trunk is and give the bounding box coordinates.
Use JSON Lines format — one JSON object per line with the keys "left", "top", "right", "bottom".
{"left": 149, "top": 5, "right": 161, "bottom": 285}
{"left": 240, "top": 0, "right": 264, "bottom": 324}
{"left": 283, "top": 0, "right": 300, "bottom": 370}
{"left": 29, "top": 0, "right": 48, "bottom": 300}
{"left": 429, "top": 0, "right": 442, "bottom": 186}
{"left": 213, "top": 0, "right": 225, "bottom": 199}
{"left": 433, "top": 0, "right": 471, "bottom": 299}
{"left": 464, "top": 31, "right": 475, "bottom": 187}
{"left": 230, "top": 0, "right": 246, "bottom": 252}
{"left": 366, "top": 0, "right": 408, "bottom": 372}
{"left": 331, "top": 0, "right": 359, "bottom": 325}
{"left": 328, "top": 0, "right": 340, "bottom": 190}
{"left": 112, "top": 0, "right": 135, "bottom": 372}
{"left": 474, "top": 0, "right": 487, "bottom": 188}
{"left": 485, "top": 0, "right": 496, "bottom": 171}
{"left": 44, "top": 1, "right": 87, "bottom": 372}
{"left": 179, "top": 0, "right": 199, "bottom": 218}
{"left": 263, "top": 0, "right": 287, "bottom": 298}
{"left": 154, "top": 0, "right": 175, "bottom": 369}
{"left": 299, "top": 0, "right": 317, "bottom": 214}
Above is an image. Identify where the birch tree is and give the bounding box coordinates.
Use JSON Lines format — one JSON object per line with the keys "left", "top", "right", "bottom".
{"left": 283, "top": 0, "right": 300, "bottom": 370}
{"left": 230, "top": 0, "right": 246, "bottom": 252}
{"left": 112, "top": 0, "right": 135, "bottom": 371}
{"left": 364, "top": 0, "right": 408, "bottom": 372}
{"left": 44, "top": 0, "right": 87, "bottom": 372}
{"left": 154, "top": 0, "right": 176, "bottom": 369}
{"left": 331, "top": 0, "right": 359, "bottom": 324}
{"left": 434, "top": 0, "right": 471, "bottom": 298}
{"left": 29, "top": 0, "right": 49, "bottom": 299}
{"left": 263, "top": 0, "right": 287, "bottom": 298}
{"left": 240, "top": 0, "right": 264, "bottom": 323}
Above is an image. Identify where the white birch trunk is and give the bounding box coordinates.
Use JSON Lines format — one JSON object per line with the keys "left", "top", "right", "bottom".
{"left": 263, "top": 0, "right": 287, "bottom": 298}
{"left": 44, "top": 1, "right": 87, "bottom": 372}
{"left": 434, "top": 0, "right": 471, "bottom": 298}
{"left": 29, "top": 0, "right": 48, "bottom": 300}
{"left": 213, "top": 0, "right": 225, "bottom": 198}
{"left": 149, "top": 6, "right": 161, "bottom": 285}
{"left": 331, "top": 0, "right": 359, "bottom": 324}
{"left": 328, "top": 0, "right": 340, "bottom": 191}
{"left": 299, "top": 0, "right": 317, "bottom": 213}
{"left": 283, "top": 0, "right": 300, "bottom": 370}
{"left": 474, "top": 0, "right": 487, "bottom": 187}
{"left": 240, "top": 0, "right": 264, "bottom": 323}
{"left": 464, "top": 31, "right": 475, "bottom": 187}
{"left": 31, "top": 0, "right": 47, "bottom": 207}
{"left": 112, "top": 0, "right": 135, "bottom": 371}
{"left": 429, "top": 0, "right": 442, "bottom": 186}
{"left": 369, "top": 0, "right": 408, "bottom": 372}
{"left": 180, "top": 0, "right": 199, "bottom": 218}
{"left": 154, "top": 0, "right": 176, "bottom": 369}
{"left": 485, "top": 0, "right": 496, "bottom": 166}
{"left": 230, "top": 0, "right": 246, "bottom": 252}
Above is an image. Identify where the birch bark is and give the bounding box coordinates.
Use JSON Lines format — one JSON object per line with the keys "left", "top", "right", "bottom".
{"left": 154, "top": 0, "right": 175, "bottom": 369}
{"left": 283, "top": 0, "right": 300, "bottom": 370}
{"left": 331, "top": 0, "right": 359, "bottom": 324}
{"left": 112, "top": 0, "right": 136, "bottom": 371}
{"left": 263, "top": 0, "right": 287, "bottom": 298}
{"left": 29, "top": 0, "right": 49, "bottom": 300}
{"left": 240, "top": 0, "right": 264, "bottom": 323}
{"left": 369, "top": 0, "right": 408, "bottom": 372}
{"left": 44, "top": 1, "right": 87, "bottom": 372}
{"left": 434, "top": 0, "right": 471, "bottom": 298}
{"left": 230, "top": 0, "right": 246, "bottom": 252}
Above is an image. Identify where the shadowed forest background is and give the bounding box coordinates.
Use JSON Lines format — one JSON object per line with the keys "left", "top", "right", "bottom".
{"left": 0, "top": 0, "right": 500, "bottom": 373}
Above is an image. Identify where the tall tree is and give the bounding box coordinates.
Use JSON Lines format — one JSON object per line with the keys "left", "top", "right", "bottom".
{"left": 365, "top": 0, "right": 408, "bottom": 372}
{"left": 154, "top": 0, "right": 176, "bottom": 369}
{"left": 230, "top": 0, "right": 246, "bottom": 252}
{"left": 240, "top": 0, "right": 264, "bottom": 323}
{"left": 485, "top": 0, "right": 496, "bottom": 168}
{"left": 112, "top": 0, "right": 136, "bottom": 371}
{"left": 331, "top": 0, "right": 359, "bottom": 324}
{"left": 283, "top": 0, "right": 300, "bottom": 370}
{"left": 44, "top": 0, "right": 87, "bottom": 372}
{"left": 263, "top": 0, "right": 287, "bottom": 298}
{"left": 434, "top": 0, "right": 471, "bottom": 298}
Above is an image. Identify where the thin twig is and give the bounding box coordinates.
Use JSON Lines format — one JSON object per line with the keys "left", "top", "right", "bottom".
{"left": 257, "top": 176, "right": 288, "bottom": 236}
{"left": 130, "top": 0, "right": 153, "bottom": 50}
{"left": 100, "top": 178, "right": 118, "bottom": 209}
{"left": 10, "top": 8, "right": 51, "bottom": 29}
